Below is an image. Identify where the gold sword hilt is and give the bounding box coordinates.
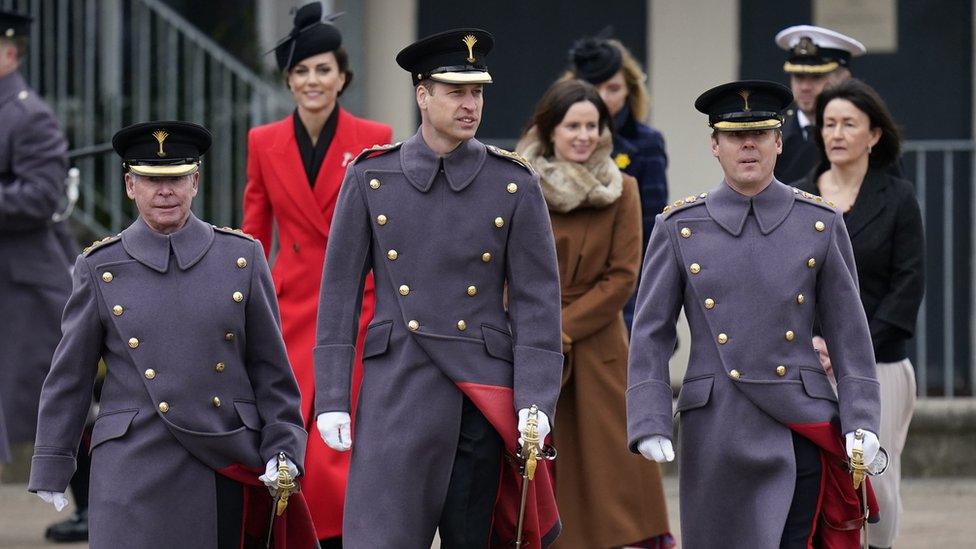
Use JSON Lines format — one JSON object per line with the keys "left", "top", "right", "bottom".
{"left": 519, "top": 406, "right": 542, "bottom": 480}
{"left": 850, "top": 429, "right": 867, "bottom": 490}
{"left": 273, "top": 452, "right": 296, "bottom": 517}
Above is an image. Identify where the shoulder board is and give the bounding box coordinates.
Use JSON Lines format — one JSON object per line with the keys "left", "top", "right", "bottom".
{"left": 213, "top": 226, "right": 255, "bottom": 241}
{"left": 791, "top": 187, "right": 836, "bottom": 211}
{"left": 662, "top": 192, "right": 709, "bottom": 218}
{"left": 486, "top": 145, "right": 532, "bottom": 172}
{"left": 352, "top": 142, "right": 402, "bottom": 165}
{"left": 82, "top": 234, "right": 121, "bottom": 256}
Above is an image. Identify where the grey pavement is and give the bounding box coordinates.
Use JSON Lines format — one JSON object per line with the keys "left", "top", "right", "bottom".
{"left": 1, "top": 477, "right": 973, "bottom": 548}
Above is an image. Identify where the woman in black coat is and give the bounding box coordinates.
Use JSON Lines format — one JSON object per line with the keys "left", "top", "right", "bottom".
{"left": 794, "top": 78, "right": 924, "bottom": 549}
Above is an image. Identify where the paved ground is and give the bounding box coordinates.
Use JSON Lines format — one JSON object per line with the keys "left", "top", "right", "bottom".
{"left": 1, "top": 477, "right": 973, "bottom": 547}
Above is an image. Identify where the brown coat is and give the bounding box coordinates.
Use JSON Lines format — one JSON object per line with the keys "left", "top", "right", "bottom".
{"left": 549, "top": 174, "right": 670, "bottom": 548}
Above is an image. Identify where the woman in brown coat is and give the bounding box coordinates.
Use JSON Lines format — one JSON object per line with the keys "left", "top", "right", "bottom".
{"left": 517, "top": 79, "right": 674, "bottom": 548}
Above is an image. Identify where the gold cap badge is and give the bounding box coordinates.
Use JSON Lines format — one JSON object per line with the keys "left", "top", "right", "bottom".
{"left": 738, "top": 90, "right": 751, "bottom": 112}
{"left": 152, "top": 130, "right": 169, "bottom": 158}
{"left": 462, "top": 34, "right": 477, "bottom": 63}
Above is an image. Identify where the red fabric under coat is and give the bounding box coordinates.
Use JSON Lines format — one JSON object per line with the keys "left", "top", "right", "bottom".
{"left": 218, "top": 464, "right": 318, "bottom": 549}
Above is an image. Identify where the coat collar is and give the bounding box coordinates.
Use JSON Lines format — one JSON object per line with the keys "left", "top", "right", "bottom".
{"left": 0, "top": 71, "right": 27, "bottom": 105}
{"left": 121, "top": 214, "right": 214, "bottom": 273}
{"left": 400, "top": 130, "right": 487, "bottom": 193}
{"left": 706, "top": 178, "right": 794, "bottom": 236}
{"left": 843, "top": 168, "right": 890, "bottom": 238}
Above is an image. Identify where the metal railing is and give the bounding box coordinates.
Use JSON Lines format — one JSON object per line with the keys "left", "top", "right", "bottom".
{"left": 902, "top": 140, "right": 974, "bottom": 397}
{"left": 1, "top": 0, "right": 292, "bottom": 237}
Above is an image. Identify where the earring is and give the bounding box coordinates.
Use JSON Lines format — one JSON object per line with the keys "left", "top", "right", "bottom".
{"left": 868, "top": 145, "right": 873, "bottom": 154}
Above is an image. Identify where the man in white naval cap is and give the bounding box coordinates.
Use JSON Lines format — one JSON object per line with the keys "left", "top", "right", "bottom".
{"left": 774, "top": 25, "right": 866, "bottom": 183}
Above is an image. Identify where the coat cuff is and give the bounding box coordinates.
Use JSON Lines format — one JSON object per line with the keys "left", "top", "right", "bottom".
{"left": 513, "top": 345, "right": 563, "bottom": 424}
{"left": 837, "top": 374, "right": 881, "bottom": 435}
{"left": 28, "top": 453, "right": 76, "bottom": 493}
{"left": 626, "top": 379, "right": 674, "bottom": 453}
{"left": 313, "top": 343, "right": 355, "bottom": 416}
{"left": 260, "top": 422, "right": 308, "bottom": 476}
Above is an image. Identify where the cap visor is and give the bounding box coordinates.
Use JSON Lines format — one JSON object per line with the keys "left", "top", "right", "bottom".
{"left": 783, "top": 61, "right": 840, "bottom": 74}
{"left": 712, "top": 119, "right": 783, "bottom": 131}
{"left": 128, "top": 163, "right": 200, "bottom": 177}
{"left": 430, "top": 71, "right": 493, "bottom": 84}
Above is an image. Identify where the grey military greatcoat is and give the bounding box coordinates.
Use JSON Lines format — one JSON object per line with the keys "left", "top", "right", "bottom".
{"left": 29, "top": 214, "right": 306, "bottom": 548}
{"left": 314, "top": 131, "right": 564, "bottom": 547}
{"left": 628, "top": 180, "right": 880, "bottom": 548}
{"left": 0, "top": 71, "right": 72, "bottom": 452}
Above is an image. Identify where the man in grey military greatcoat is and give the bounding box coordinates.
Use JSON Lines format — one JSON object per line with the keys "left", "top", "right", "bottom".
{"left": 0, "top": 9, "right": 73, "bottom": 467}
{"left": 627, "top": 81, "right": 882, "bottom": 548}
{"left": 314, "top": 29, "right": 564, "bottom": 548}
{"left": 28, "top": 121, "right": 315, "bottom": 548}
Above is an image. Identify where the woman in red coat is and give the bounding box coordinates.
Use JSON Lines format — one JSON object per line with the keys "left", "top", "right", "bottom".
{"left": 242, "top": 4, "right": 391, "bottom": 546}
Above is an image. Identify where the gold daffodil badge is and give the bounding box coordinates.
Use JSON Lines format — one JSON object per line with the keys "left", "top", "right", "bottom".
{"left": 152, "top": 130, "right": 169, "bottom": 157}
{"left": 615, "top": 153, "right": 631, "bottom": 169}
{"left": 462, "top": 35, "right": 477, "bottom": 63}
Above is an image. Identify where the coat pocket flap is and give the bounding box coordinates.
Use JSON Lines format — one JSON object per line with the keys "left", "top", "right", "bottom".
{"left": 675, "top": 376, "right": 714, "bottom": 415}
{"left": 482, "top": 324, "right": 514, "bottom": 363}
{"left": 363, "top": 320, "right": 393, "bottom": 359}
{"left": 234, "top": 400, "right": 263, "bottom": 431}
{"left": 90, "top": 409, "right": 139, "bottom": 449}
{"left": 800, "top": 368, "right": 838, "bottom": 402}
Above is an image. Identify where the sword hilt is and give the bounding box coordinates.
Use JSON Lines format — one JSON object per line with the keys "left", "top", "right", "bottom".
{"left": 273, "top": 452, "right": 295, "bottom": 517}
{"left": 850, "top": 429, "right": 867, "bottom": 490}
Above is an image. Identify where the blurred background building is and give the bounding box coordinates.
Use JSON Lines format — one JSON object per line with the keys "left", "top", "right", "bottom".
{"left": 0, "top": 0, "right": 971, "bottom": 401}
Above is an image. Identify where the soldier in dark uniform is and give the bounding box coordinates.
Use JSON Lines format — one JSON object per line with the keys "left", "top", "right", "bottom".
{"left": 314, "top": 29, "right": 564, "bottom": 547}
{"left": 774, "top": 25, "right": 865, "bottom": 183}
{"left": 29, "top": 121, "right": 315, "bottom": 548}
{"left": 627, "top": 81, "right": 882, "bottom": 548}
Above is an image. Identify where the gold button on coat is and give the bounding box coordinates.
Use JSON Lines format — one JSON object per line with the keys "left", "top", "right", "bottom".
{"left": 369, "top": 178, "right": 380, "bottom": 189}
{"left": 807, "top": 258, "right": 816, "bottom": 268}
{"left": 689, "top": 263, "right": 701, "bottom": 274}
{"left": 785, "top": 330, "right": 795, "bottom": 342}
{"left": 481, "top": 252, "right": 492, "bottom": 263}
{"left": 796, "top": 294, "right": 805, "bottom": 304}
{"left": 399, "top": 285, "right": 410, "bottom": 296}
{"left": 144, "top": 369, "right": 156, "bottom": 380}
{"left": 236, "top": 257, "right": 247, "bottom": 268}
{"left": 457, "top": 320, "right": 467, "bottom": 331}
{"left": 233, "top": 291, "right": 244, "bottom": 303}
{"left": 215, "top": 362, "right": 226, "bottom": 373}
{"left": 408, "top": 320, "right": 420, "bottom": 331}
{"left": 729, "top": 369, "right": 741, "bottom": 380}
{"left": 128, "top": 337, "right": 139, "bottom": 349}
{"left": 158, "top": 402, "right": 170, "bottom": 413}
{"left": 494, "top": 217, "right": 505, "bottom": 228}
{"left": 717, "top": 333, "right": 728, "bottom": 344}
{"left": 225, "top": 332, "right": 235, "bottom": 341}
{"left": 376, "top": 214, "right": 388, "bottom": 226}
{"left": 680, "top": 227, "right": 692, "bottom": 238}
{"left": 112, "top": 305, "right": 124, "bottom": 316}
{"left": 212, "top": 397, "right": 221, "bottom": 408}
{"left": 704, "top": 298, "right": 715, "bottom": 310}
{"left": 467, "top": 286, "right": 477, "bottom": 296}
{"left": 507, "top": 183, "right": 518, "bottom": 194}
{"left": 387, "top": 250, "right": 398, "bottom": 261}
{"left": 102, "top": 271, "right": 114, "bottom": 283}
{"left": 815, "top": 221, "right": 826, "bottom": 232}
{"left": 776, "top": 365, "right": 787, "bottom": 377}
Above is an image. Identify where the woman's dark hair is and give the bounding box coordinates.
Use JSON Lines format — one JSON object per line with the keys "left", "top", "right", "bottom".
{"left": 286, "top": 47, "right": 354, "bottom": 96}
{"left": 522, "top": 79, "right": 612, "bottom": 158}
{"left": 814, "top": 78, "right": 900, "bottom": 169}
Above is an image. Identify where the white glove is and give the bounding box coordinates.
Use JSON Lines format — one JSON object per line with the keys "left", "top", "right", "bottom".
{"left": 317, "top": 411, "right": 352, "bottom": 452}
{"left": 637, "top": 435, "right": 675, "bottom": 463}
{"left": 517, "top": 408, "right": 551, "bottom": 451}
{"left": 258, "top": 454, "right": 300, "bottom": 490}
{"left": 36, "top": 490, "right": 69, "bottom": 512}
{"left": 845, "top": 430, "right": 880, "bottom": 465}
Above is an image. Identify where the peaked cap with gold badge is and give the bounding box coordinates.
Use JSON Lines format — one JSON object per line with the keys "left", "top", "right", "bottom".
{"left": 112, "top": 120, "right": 212, "bottom": 177}
{"left": 776, "top": 25, "right": 866, "bottom": 75}
{"left": 695, "top": 80, "right": 793, "bottom": 131}
{"left": 396, "top": 28, "right": 494, "bottom": 86}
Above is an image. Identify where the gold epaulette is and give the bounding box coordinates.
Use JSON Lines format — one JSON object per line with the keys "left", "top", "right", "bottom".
{"left": 791, "top": 187, "right": 836, "bottom": 211}
{"left": 662, "top": 192, "right": 709, "bottom": 217}
{"left": 82, "top": 234, "right": 121, "bottom": 256}
{"left": 213, "top": 226, "right": 255, "bottom": 241}
{"left": 486, "top": 145, "right": 532, "bottom": 172}
{"left": 352, "top": 142, "right": 402, "bottom": 165}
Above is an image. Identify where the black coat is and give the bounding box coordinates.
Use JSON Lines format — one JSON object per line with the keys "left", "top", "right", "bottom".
{"left": 796, "top": 168, "right": 925, "bottom": 362}
{"left": 775, "top": 110, "right": 820, "bottom": 184}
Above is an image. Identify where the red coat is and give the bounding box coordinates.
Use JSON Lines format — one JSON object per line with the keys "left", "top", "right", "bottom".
{"left": 242, "top": 108, "right": 391, "bottom": 539}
